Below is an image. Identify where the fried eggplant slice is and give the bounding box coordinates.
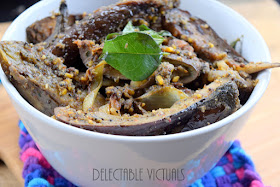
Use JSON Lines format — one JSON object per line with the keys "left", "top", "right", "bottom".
{"left": 51, "top": 0, "right": 180, "bottom": 67}
{"left": 26, "top": 14, "right": 84, "bottom": 44}
{"left": 26, "top": 17, "right": 56, "bottom": 44}
{"left": 163, "top": 54, "right": 202, "bottom": 84}
{"left": 0, "top": 41, "right": 87, "bottom": 116}
{"left": 44, "top": 0, "right": 70, "bottom": 45}
{"left": 163, "top": 8, "right": 247, "bottom": 65}
{"left": 162, "top": 38, "right": 204, "bottom": 84}
{"left": 174, "top": 81, "right": 240, "bottom": 133}
{"left": 75, "top": 37, "right": 203, "bottom": 84}
{"left": 206, "top": 60, "right": 257, "bottom": 105}
{"left": 136, "top": 86, "right": 189, "bottom": 111}
{"left": 54, "top": 79, "right": 239, "bottom": 136}
{"left": 74, "top": 40, "right": 128, "bottom": 81}
{"left": 233, "top": 62, "right": 280, "bottom": 74}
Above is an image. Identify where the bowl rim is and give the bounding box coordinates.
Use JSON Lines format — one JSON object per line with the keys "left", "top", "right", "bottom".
{"left": 0, "top": 0, "right": 271, "bottom": 142}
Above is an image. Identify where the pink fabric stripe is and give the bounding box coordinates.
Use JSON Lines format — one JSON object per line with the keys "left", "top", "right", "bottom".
{"left": 20, "top": 148, "right": 51, "bottom": 169}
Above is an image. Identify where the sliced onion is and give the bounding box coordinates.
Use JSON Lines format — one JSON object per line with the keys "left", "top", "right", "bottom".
{"left": 163, "top": 54, "right": 202, "bottom": 84}
{"left": 136, "top": 86, "right": 188, "bottom": 111}
{"left": 233, "top": 62, "right": 280, "bottom": 74}
{"left": 83, "top": 60, "right": 106, "bottom": 112}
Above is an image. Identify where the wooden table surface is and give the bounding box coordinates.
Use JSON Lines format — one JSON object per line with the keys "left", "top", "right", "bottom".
{"left": 0, "top": 0, "right": 279, "bottom": 186}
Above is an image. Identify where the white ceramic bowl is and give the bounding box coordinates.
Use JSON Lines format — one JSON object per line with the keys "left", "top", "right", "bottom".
{"left": 0, "top": 0, "right": 271, "bottom": 186}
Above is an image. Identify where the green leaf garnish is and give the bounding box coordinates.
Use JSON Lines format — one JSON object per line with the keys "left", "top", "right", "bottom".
{"left": 122, "top": 21, "right": 172, "bottom": 45}
{"left": 102, "top": 21, "right": 172, "bottom": 81}
{"left": 138, "top": 25, "right": 166, "bottom": 45}
{"left": 158, "top": 30, "right": 173, "bottom": 37}
{"left": 103, "top": 32, "right": 163, "bottom": 81}
{"left": 122, "top": 21, "right": 137, "bottom": 34}
{"left": 106, "top": 33, "right": 121, "bottom": 41}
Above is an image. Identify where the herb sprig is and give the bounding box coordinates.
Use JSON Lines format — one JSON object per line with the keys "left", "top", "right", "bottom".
{"left": 102, "top": 22, "right": 171, "bottom": 81}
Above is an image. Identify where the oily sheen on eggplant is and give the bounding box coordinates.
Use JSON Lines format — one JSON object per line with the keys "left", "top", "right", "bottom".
{"left": 26, "top": 14, "right": 84, "bottom": 44}
{"left": 51, "top": 0, "right": 180, "bottom": 67}
{"left": 1, "top": 0, "right": 278, "bottom": 136}
{"left": 54, "top": 80, "right": 240, "bottom": 136}
{"left": 0, "top": 41, "right": 87, "bottom": 116}
{"left": 163, "top": 8, "right": 247, "bottom": 65}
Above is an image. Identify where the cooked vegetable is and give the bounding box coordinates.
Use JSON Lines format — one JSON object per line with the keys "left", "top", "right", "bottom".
{"left": 74, "top": 40, "right": 128, "bottom": 82}
{"left": 44, "top": 0, "right": 70, "bottom": 45}
{"left": 122, "top": 21, "right": 172, "bottom": 45}
{"left": 51, "top": 0, "right": 180, "bottom": 67}
{"left": 26, "top": 9, "right": 84, "bottom": 44}
{"left": 26, "top": 17, "right": 57, "bottom": 44}
{"left": 136, "top": 86, "right": 188, "bottom": 111}
{"left": 54, "top": 79, "right": 239, "bottom": 136}
{"left": 163, "top": 54, "right": 202, "bottom": 84}
{"left": 161, "top": 38, "right": 205, "bottom": 84}
{"left": 163, "top": 8, "right": 247, "bottom": 65}
{"left": 230, "top": 37, "right": 242, "bottom": 49}
{"left": 0, "top": 0, "right": 278, "bottom": 136}
{"left": 103, "top": 32, "right": 164, "bottom": 81}
{"left": 233, "top": 62, "right": 280, "bottom": 74}
{"left": 83, "top": 61, "right": 106, "bottom": 112}
{"left": 0, "top": 41, "right": 87, "bottom": 116}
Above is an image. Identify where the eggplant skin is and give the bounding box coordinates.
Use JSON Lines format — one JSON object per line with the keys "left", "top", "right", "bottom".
{"left": 9, "top": 73, "right": 60, "bottom": 116}
{"left": 0, "top": 41, "right": 86, "bottom": 116}
{"left": 51, "top": 0, "right": 179, "bottom": 67}
{"left": 172, "top": 82, "right": 240, "bottom": 133}
{"left": 55, "top": 81, "right": 240, "bottom": 136}
{"left": 26, "top": 17, "right": 56, "bottom": 44}
{"left": 163, "top": 8, "right": 247, "bottom": 64}
{"left": 26, "top": 15, "right": 84, "bottom": 44}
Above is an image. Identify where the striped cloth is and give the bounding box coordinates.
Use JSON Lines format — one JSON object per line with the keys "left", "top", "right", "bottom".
{"left": 19, "top": 121, "right": 265, "bottom": 187}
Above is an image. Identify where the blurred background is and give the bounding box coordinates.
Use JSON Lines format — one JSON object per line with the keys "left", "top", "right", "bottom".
{"left": 0, "top": 0, "right": 40, "bottom": 22}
